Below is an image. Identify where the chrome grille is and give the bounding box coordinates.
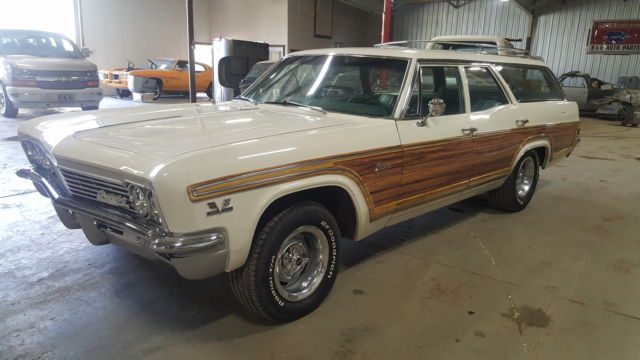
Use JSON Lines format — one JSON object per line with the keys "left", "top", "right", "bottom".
{"left": 39, "top": 81, "right": 87, "bottom": 90}
{"left": 59, "top": 168, "right": 135, "bottom": 213}
{"left": 35, "top": 70, "right": 91, "bottom": 77}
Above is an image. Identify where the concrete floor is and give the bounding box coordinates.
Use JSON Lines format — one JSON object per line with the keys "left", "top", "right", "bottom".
{"left": 1, "top": 97, "right": 639, "bottom": 360}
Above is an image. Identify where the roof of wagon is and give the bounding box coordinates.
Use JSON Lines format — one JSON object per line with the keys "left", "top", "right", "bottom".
{"left": 290, "top": 47, "right": 546, "bottom": 66}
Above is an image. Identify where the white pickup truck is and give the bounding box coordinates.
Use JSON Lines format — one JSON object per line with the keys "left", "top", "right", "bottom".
{"left": 0, "top": 29, "right": 103, "bottom": 118}
{"left": 17, "top": 45, "right": 579, "bottom": 321}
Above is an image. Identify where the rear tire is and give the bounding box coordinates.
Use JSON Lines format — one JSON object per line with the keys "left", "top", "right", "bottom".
{"left": 81, "top": 106, "right": 99, "bottom": 111}
{"left": 230, "top": 202, "right": 340, "bottom": 322}
{"left": 206, "top": 83, "right": 213, "bottom": 99}
{"left": 488, "top": 151, "right": 540, "bottom": 212}
{"left": 1, "top": 83, "right": 18, "bottom": 118}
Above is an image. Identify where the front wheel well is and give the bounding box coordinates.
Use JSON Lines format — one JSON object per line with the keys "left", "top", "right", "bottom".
{"left": 256, "top": 186, "right": 357, "bottom": 240}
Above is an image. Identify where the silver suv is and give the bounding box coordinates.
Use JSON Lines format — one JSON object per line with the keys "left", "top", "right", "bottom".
{"left": 0, "top": 29, "right": 103, "bottom": 118}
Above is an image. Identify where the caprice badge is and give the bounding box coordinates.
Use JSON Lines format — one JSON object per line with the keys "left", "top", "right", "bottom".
{"left": 96, "top": 189, "right": 129, "bottom": 207}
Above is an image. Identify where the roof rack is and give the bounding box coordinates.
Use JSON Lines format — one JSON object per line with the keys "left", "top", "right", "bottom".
{"left": 373, "top": 40, "right": 537, "bottom": 59}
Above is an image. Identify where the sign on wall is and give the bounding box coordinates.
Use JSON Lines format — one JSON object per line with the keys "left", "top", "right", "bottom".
{"left": 589, "top": 20, "right": 640, "bottom": 54}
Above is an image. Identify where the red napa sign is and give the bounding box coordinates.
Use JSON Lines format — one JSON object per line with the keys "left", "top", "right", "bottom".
{"left": 589, "top": 20, "right": 640, "bottom": 54}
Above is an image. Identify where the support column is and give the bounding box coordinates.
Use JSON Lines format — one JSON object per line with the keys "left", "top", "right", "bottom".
{"left": 186, "top": 0, "right": 197, "bottom": 103}
{"left": 381, "top": 0, "right": 393, "bottom": 43}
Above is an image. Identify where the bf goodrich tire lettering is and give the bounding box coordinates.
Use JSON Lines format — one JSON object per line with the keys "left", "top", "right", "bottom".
{"left": 230, "top": 202, "right": 340, "bottom": 322}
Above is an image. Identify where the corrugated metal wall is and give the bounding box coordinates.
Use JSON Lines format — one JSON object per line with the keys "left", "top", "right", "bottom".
{"left": 393, "top": 0, "right": 529, "bottom": 47}
{"left": 394, "top": 0, "right": 640, "bottom": 83}
{"left": 531, "top": 0, "right": 640, "bottom": 83}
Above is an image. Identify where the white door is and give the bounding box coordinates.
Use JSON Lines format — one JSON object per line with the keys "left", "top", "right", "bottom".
{"left": 393, "top": 65, "right": 475, "bottom": 220}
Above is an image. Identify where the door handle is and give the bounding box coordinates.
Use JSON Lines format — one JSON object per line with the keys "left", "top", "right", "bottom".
{"left": 461, "top": 127, "right": 478, "bottom": 135}
{"left": 516, "top": 119, "right": 530, "bottom": 127}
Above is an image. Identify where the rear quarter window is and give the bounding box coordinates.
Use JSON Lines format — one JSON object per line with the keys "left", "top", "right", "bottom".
{"left": 497, "top": 65, "right": 564, "bottom": 102}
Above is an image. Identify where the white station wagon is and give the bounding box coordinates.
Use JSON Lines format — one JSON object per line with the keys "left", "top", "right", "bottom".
{"left": 17, "top": 44, "right": 580, "bottom": 321}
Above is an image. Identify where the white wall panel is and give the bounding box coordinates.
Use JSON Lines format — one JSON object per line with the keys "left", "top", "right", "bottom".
{"left": 394, "top": 0, "right": 640, "bottom": 83}
{"left": 393, "top": 0, "right": 529, "bottom": 46}
{"left": 531, "top": 0, "right": 640, "bottom": 83}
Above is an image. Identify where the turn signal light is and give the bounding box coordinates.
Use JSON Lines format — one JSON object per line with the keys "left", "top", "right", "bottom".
{"left": 86, "top": 81, "right": 100, "bottom": 87}
{"left": 12, "top": 80, "right": 38, "bottom": 87}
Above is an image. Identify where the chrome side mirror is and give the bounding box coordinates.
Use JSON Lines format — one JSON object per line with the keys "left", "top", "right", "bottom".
{"left": 416, "top": 98, "right": 446, "bottom": 127}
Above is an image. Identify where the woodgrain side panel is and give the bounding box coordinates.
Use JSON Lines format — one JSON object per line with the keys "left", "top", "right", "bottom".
{"left": 187, "top": 122, "right": 579, "bottom": 221}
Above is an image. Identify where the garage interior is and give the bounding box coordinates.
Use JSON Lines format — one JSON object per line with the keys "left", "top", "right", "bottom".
{"left": 1, "top": 0, "right": 640, "bottom": 359}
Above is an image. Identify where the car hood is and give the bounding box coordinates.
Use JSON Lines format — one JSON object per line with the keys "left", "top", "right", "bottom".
{"left": 5, "top": 55, "right": 97, "bottom": 71}
{"left": 20, "top": 101, "right": 350, "bottom": 160}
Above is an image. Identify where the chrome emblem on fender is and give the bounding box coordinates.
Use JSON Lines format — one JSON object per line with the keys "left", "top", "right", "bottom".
{"left": 96, "top": 189, "right": 129, "bottom": 207}
{"left": 207, "top": 198, "right": 233, "bottom": 216}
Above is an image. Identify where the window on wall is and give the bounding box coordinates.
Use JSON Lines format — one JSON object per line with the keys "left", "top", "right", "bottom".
{"left": 1, "top": 0, "right": 76, "bottom": 42}
{"left": 465, "top": 67, "right": 509, "bottom": 112}
{"left": 498, "top": 65, "right": 564, "bottom": 102}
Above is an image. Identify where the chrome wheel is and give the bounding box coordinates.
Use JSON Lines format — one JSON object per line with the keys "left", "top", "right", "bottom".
{"left": 515, "top": 157, "right": 535, "bottom": 200}
{"left": 274, "top": 225, "right": 329, "bottom": 302}
{"left": 153, "top": 83, "right": 161, "bottom": 100}
{"left": 0, "top": 88, "right": 6, "bottom": 113}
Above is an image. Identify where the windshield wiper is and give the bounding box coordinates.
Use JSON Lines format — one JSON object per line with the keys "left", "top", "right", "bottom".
{"left": 264, "top": 100, "right": 326, "bottom": 114}
{"left": 234, "top": 95, "right": 258, "bottom": 105}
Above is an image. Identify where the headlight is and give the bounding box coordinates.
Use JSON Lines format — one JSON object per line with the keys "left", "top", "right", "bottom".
{"left": 129, "top": 185, "right": 150, "bottom": 217}
{"left": 13, "top": 67, "right": 36, "bottom": 80}
{"left": 148, "top": 191, "right": 162, "bottom": 223}
{"left": 87, "top": 70, "right": 99, "bottom": 80}
{"left": 22, "top": 141, "right": 54, "bottom": 172}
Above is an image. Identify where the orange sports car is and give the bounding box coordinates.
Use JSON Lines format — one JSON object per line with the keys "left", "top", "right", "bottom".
{"left": 100, "top": 59, "right": 213, "bottom": 100}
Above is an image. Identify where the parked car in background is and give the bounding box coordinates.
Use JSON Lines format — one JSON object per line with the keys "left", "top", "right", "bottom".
{"left": 0, "top": 29, "right": 102, "bottom": 118}
{"left": 558, "top": 71, "right": 639, "bottom": 121}
{"left": 239, "top": 60, "right": 276, "bottom": 93}
{"left": 99, "top": 59, "right": 135, "bottom": 98}
{"left": 102, "top": 59, "right": 213, "bottom": 100}
{"left": 426, "top": 35, "right": 544, "bottom": 61}
{"left": 428, "top": 35, "right": 520, "bottom": 55}
{"left": 17, "top": 46, "right": 579, "bottom": 321}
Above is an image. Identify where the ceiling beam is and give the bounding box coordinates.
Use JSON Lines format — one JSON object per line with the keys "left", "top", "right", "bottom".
{"left": 511, "top": 0, "right": 534, "bottom": 15}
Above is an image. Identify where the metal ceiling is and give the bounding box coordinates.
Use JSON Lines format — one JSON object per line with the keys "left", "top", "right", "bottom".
{"left": 338, "top": 0, "right": 566, "bottom": 14}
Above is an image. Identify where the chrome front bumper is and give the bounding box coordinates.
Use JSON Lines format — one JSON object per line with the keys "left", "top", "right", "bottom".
{"left": 6, "top": 86, "right": 103, "bottom": 109}
{"left": 16, "top": 168, "right": 227, "bottom": 280}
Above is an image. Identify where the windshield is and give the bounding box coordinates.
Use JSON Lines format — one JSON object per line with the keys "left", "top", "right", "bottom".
{"left": 0, "top": 33, "right": 82, "bottom": 58}
{"left": 244, "top": 55, "right": 409, "bottom": 118}
{"left": 147, "top": 59, "right": 176, "bottom": 70}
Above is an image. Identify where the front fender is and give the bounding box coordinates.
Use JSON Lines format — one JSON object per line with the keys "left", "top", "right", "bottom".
{"left": 221, "top": 173, "right": 375, "bottom": 271}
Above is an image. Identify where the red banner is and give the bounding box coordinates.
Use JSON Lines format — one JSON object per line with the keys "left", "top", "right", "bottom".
{"left": 588, "top": 20, "right": 640, "bottom": 54}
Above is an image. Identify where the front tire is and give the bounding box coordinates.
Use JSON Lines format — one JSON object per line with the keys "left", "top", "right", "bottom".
{"left": 488, "top": 151, "right": 540, "bottom": 212}
{"left": 206, "top": 83, "right": 213, "bottom": 99}
{"left": 152, "top": 80, "right": 162, "bottom": 100}
{"left": 1, "top": 83, "right": 18, "bottom": 118}
{"left": 230, "top": 202, "right": 340, "bottom": 322}
{"left": 116, "top": 88, "right": 131, "bottom": 98}
{"left": 81, "top": 106, "right": 99, "bottom": 111}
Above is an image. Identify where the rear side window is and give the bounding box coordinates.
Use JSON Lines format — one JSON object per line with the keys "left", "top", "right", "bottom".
{"left": 465, "top": 67, "right": 509, "bottom": 112}
{"left": 498, "top": 65, "right": 564, "bottom": 102}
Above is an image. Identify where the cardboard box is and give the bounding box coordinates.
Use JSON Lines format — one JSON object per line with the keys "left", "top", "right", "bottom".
{"left": 133, "top": 93, "right": 155, "bottom": 102}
